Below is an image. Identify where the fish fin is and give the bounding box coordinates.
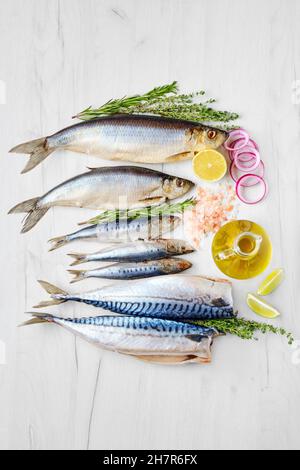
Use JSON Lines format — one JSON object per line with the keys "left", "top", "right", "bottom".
{"left": 165, "top": 152, "right": 192, "bottom": 162}
{"left": 8, "top": 197, "right": 48, "bottom": 233}
{"left": 189, "top": 355, "right": 212, "bottom": 364}
{"left": 37, "top": 280, "right": 67, "bottom": 296}
{"left": 33, "top": 280, "right": 68, "bottom": 308}
{"left": 68, "top": 253, "right": 87, "bottom": 266}
{"left": 200, "top": 275, "right": 232, "bottom": 285}
{"left": 48, "top": 235, "right": 69, "bottom": 251}
{"left": 9, "top": 137, "right": 54, "bottom": 173}
{"left": 21, "top": 207, "right": 49, "bottom": 233}
{"left": 68, "top": 269, "right": 87, "bottom": 283}
{"left": 19, "top": 318, "right": 47, "bottom": 327}
{"left": 21, "top": 148, "right": 54, "bottom": 174}
{"left": 33, "top": 300, "right": 64, "bottom": 308}
{"left": 86, "top": 166, "right": 101, "bottom": 172}
{"left": 8, "top": 197, "right": 40, "bottom": 214}
{"left": 10, "top": 138, "right": 46, "bottom": 154}
{"left": 18, "top": 312, "right": 55, "bottom": 327}
{"left": 129, "top": 354, "right": 206, "bottom": 365}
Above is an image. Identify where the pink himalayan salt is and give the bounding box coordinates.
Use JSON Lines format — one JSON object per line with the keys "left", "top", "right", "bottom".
{"left": 183, "top": 184, "right": 238, "bottom": 249}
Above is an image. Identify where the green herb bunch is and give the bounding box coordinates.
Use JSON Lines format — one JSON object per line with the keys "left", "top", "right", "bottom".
{"left": 78, "top": 197, "right": 196, "bottom": 226}
{"left": 193, "top": 317, "right": 294, "bottom": 344}
{"left": 74, "top": 81, "right": 239, "bottom": 129}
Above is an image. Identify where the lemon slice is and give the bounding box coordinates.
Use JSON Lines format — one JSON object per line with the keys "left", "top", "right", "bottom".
{"left": 193, "top": 150, "right": 227, "bottom": 182}
{"left": 257, "top": 268, "right": 284, "bottom": 296}
{"left": 247, "top": 293, "right": 280, "bottom": 319}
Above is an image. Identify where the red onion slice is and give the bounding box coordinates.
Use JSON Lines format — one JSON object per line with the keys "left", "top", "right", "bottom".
{"left": 235, "top": 138, "right": 259, "bottom": 151}
{"left": 236, "top": 174, "right": 268, "bottom": 204}
{"left": 228, "top": 138, "right": 259, "bottom": 160}
{"left": 230, "top": 160, "right": 265, "bottom": 186}
{"left": 234, "top": 147, "right": 260, "bottom": 171}
{"left": 233, "top": 145, "right": 258, "bottom": 162}
{"left": 224, "top": 129, "right": 250, "bottom": 151}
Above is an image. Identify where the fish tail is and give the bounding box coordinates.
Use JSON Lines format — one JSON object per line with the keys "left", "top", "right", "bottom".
{"left": 48, "top": 235, "right": 70, "bottom": 251}
{"left": 33, "top": 280, "right": 68, "bottom": 308}
{"left": 9, "top": 137, "right": 54, "bottom": 173}
{"left": 18, "top": 311, "right": 56, "bottom": 327}
{"left": 8, "top": 197, "right": 39, "bottom": 214}
{"left": 68, "top": 253, "right": 87, "bottom": 266}
{"left": 8, "top": 197, "right": 49, "bottom": 233}
{"left": 68, "top": 269, "right": 87, "bottom": 283}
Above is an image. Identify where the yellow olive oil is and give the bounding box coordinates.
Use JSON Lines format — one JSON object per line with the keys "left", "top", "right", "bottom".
{"left": 212, "top": 220, "right": 272, "bottom": 280}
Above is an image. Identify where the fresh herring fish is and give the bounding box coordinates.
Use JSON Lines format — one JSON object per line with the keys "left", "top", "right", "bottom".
{"left": 34, "top": 276, "right": 235, "bottom": 320}
{"left": 68, "top": 258, "right": 192, "bottom": 283}
{"left": 10, "top": 114, "right": 228, "bottom": 173}
{"left": 21, "top": 313, "right": 219, "bottom": 364}
{"left": 9, "top": 166, "right": 193, "bottom": 233}
{"left": 49, "top": 215, "right": 181, "bottom": 251}
{"left": 68, "top": 239, "right": 195, "bottom": 265}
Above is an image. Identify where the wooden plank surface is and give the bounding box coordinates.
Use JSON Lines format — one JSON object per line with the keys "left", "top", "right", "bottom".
{"left": 0, "top": 0, "right": 299, "bottom": 450}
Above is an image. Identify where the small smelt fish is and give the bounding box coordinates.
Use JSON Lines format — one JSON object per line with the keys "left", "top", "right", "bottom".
{"left": 48, "top": 216, "right": 181, "bottom": 251}
{"left": 21, "top": 313, "right": 219, "bottom": 365}
{"left": 10, "top": 114, "right": 228, "bottom": 173}
{"left": 8, "top": 166, "right": 193, "bottom": 233}
{"left": 68, "top": 239, "right": 195, "bottom": 265}
{"left": 34, "top": 275, "right": 235, "bottom": 320}
{"left": 68, "top": 258, "right": 192, "bottom": 282}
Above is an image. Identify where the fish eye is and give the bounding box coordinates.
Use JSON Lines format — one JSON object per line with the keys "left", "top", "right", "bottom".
{"left": 176, "top": 178, "right": 184, "bottom": 188}
{"left": 207, "top": 130, "right": 217, "bottom": 140}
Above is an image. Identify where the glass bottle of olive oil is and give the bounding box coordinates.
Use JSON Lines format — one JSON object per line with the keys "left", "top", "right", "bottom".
{"left": 212, "top": 220, "right": 272, "bottom": 280}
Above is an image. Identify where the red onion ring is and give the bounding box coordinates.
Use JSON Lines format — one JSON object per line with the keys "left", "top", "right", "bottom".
{"left": 228, "top": 138, "right": 259, "bottom": 160}
{"left": 236, "top": 174, "right": 268, "bottom": 204}
{"left": 232, "top": 145, "right": 258, "bottom": 162}
{"left": 224, "top": 129, "right": 249, "bottom": 151}
{"left": 233, "top": 138, "right": 259, "bottom": 151}
{"left": 230, "top": 160, "right": 265, "bottom": 186}
{"left": 234, "top": 147, "right": 260, "bottom": 171}
{"left": 232, "top": 151, "right": 256, "bottom": 165}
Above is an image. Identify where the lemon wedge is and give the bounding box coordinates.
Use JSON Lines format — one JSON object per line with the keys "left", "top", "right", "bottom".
{"left": 257, "top": 268, "right": 284, "bottom": 296}
{"left": 247, "top": 293, "right": 280, "bottom": 319}
{"left": 193, "top": 150, "right": 227, "bottom": 182}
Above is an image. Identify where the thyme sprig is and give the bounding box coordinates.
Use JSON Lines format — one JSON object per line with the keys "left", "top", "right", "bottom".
{"left": 74, "top": 81, "right": 240, "bottom": 128}
{"left": 74, "top": 82, "right": 178, "bottom": 120}
{"left": 193, "top": 317, "right": 294, "bottom": 344}
{"left": 78, "top": 197, "right": 196, "bottom": 226}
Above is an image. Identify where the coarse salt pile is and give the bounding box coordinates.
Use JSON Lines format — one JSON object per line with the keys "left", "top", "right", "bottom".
{"left": 183, "top": 184, "right": 238, "bottom": 249}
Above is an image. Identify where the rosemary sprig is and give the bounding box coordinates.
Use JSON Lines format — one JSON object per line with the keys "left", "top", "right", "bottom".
{"left": 130, "top": 93, "right": 239, "bottom": 123}
{"left": 78, "top": 197, "right": 196, "bottom": 226}
{"left": 74, "top": 81, "right": 240, "bottom": 128}
{"left": 193, "top": 317, "right": 294, "bottom": 344}
{"left": 74, "top": 82, "right": 178, "bottom": 120}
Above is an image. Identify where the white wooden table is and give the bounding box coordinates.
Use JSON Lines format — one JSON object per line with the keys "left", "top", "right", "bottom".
{"left": 0, "top": 0, "right": 299, "bottom": 450}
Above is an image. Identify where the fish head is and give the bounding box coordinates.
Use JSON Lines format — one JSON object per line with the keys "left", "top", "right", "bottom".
{"left": 166, "top": 239, "right": 195, "bottom": 255}
{"left": 161, "top": 258, "right": 192, "bottom": 273}
{"left": 162, "top": 176, "right": 194, "bottom": 199}
{"left": 193, "top": 126, "right": 228, "bottom": 150}
{"left": 176, "top": 258, "right": 193, "bottom": 271}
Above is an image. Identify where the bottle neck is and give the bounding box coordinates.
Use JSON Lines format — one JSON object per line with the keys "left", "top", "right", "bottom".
{"left": 233, "top": 232, "right": 262, "bottom": 259}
